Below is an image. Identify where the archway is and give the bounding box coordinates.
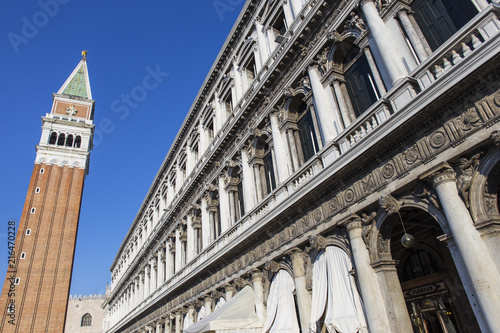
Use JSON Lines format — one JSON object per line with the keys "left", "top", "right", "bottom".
{"left": 383, "top": 206, "right": 480, "bottom": 332}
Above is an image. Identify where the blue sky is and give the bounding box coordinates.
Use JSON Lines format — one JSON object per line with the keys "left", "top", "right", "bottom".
{"left": 0, "top": 0, "right": 245, "bottom": 296}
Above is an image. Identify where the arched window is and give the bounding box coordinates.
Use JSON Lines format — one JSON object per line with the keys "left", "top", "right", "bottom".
{"left": 81, "top": 313, "right": 92, "bottom": 326}
{"left": 65, "top": 134, "right": 74, "bottom": 147}
{"left": 74, "top": 136, "right": 82, "bottom": 148}
{"left": 49, "top": 132, "right": 57, "bottom": 145}
{"left": 57, "top": 133, "right": 65, "bottom": 146}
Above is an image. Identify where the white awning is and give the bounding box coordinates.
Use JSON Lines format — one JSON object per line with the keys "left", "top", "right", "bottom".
{"left": 184, "top": 286, "right": 263, "bottom": 333}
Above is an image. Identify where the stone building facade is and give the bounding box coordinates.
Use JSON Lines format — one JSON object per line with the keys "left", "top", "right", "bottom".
{"left": 104, "top": 1, "right": 500, "bottom": 332}
{"left": 65, "top": 295, "right": 106, "bottom": 333}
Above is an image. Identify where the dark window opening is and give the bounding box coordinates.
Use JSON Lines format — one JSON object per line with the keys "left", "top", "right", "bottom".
{"left": 344, "top": 54, "right": 380, "bottom": 117}
{"left": 74, "top": 136, "right": 82, "bottom": 148}
{"left": 81, "top": 313, "right": 92, "bottom": 327}
{"left": 49, "top": 132, "right": 57, "bottom": 145}
{"left": 263, "top": 151, "right": 276, "bottom": 193}
{"left": 411, "top": 0, "right": 478, "bottom": 51}
{"left": 57, "top": 133, "right": 66, "bottom": 146}
{"left": 65, "top": 134, "right": 74, "bottom": 147}
{"left": 297, "top": 106, "right": 320, "bottom": 162}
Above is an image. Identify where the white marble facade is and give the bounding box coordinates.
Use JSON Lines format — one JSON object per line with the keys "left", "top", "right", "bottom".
{"left": 104, "top": 1, "right": 500, "bottom": 332}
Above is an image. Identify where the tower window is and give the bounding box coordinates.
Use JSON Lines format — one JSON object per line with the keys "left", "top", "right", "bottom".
{"left": 20, "top": 252, "right": 26, "bottom": 259}
{"left": 57, "top": 133, "right": 66, "bottom": 146}
{"left": 49, "top": 132, "right": 57, "bottom": 145}
{"left": 40, "top": 168, "right": 44, "bottom": 174}
{"left": 35, "top": 187, "right": 41, "bottom": 193}
{"left": 81, "top": 313, "right": 92, "bottom": 326}
{"left": 14, "top": 278, "right": 20, "bottom": 285}
{"left": 30, "top": 208, "right": 36, "bottom": 214}
{"left": 66, "top": 134, "right": 74, "bottom": 147}
{"left": 26, "top": 229, "right": 31, "bottom": 235}
{"left": 74, "top": 136, "right": 82, "bottom": 148}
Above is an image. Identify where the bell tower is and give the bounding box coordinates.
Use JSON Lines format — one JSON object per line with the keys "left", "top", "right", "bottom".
{"left": 0, "top": 52, "right": 95, "bottom": 333}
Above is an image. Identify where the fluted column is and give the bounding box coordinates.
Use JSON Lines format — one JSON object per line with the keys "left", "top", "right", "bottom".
{"left": 283, "top": 0, "right": 294, "bottom": 26}
{"left": 253, "top": 162, "right": 264, "bottom": 201}
{"left": 425, "top": 164, "right": 500, "bottom": 332}
{"left": 290, "top": 249, "right": 311, "bottom": 333}
{"left": 308, "top": 65, "right": 342, "bottom": 142}
{"left": 286, "top": 128, "right": 301, "bottom": 171}
{"left": 252, "top": 270, "right": 266, "bottom": 325}
{"left": 474, "top": 0, "right": 490, "bottom": 10}
{"left": 233, "top": 62, "right": 243, "bottom": 102}
{"left": 345, "top": 218, "right": 392, "bottom": 332}
{"left": 360, "top": 0, "right": 407, "bottom": 86}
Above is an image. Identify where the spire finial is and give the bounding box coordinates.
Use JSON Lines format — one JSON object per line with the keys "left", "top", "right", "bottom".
{"left": 81, "top": 50, "right": 88, "bottom": 59}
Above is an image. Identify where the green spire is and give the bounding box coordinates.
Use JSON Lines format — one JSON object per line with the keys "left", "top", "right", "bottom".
{"left": 61, "top": 63, "right": 88, "bottom": 98}
{"left": 57, "top": 52, "right": 92, "bottom": 99}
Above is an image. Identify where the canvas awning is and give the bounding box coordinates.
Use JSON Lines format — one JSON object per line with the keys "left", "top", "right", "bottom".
{"left": 184, "top": 285, "right": 263, "bottom": 333}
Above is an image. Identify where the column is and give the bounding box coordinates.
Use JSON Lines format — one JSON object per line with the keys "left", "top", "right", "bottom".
{"left": 360, "top": 0, "right": 407, "bottom": 86}
{"left": 332, "top": 79, "right": 355, "bottom": 126}
{"left": 397, "top": 9, "right": 430, "bottom": 62}
{"left": 201, "top": 195, "right": 211, "bottom": 248}
{"left": 290, "top": 0, "right": 303, "bottom": 18}
{"left": 225, "top": 284, "right": 235, "bottom": 300}
{"left": 199, "top": 122, "right": 207, "bottom": 155}
{"left": 144, "top": 264, "right": 150, "bottom": 298}
{"left": 175, "top": 312, "right": 182, "bottom": 333}
{"left": 472, "top": 0, "right": 490, "bottom": 11}
{"left": 286, "top": 128, "right": 301, "bottom": 171}
{"left": 187, "top": 214, "right": 195, "bottom": 261}
{"left": 218, "top": 175, "right": 230, "bottom": 232}
{"left": 151, "top": 258, "right": 157, "bottom": 295}
{"left": 204, "top": 295, "right": 213, "bottom": 316}
{"left": 345, "top": 218, "right": 392, "bottom": 332}
{"left": 371, "top": 260, "right": 413, "bottom": 332}
{"left": 290, "top": 249, "right": 311, "bottom": 333}
{"left": 187, "top": 305, "right": 195, "bottom": 329}
{"left": 138, "top": 274, "right": 143, "bottom": 303}
{"left": 308, "top": 65, "right": 342, "bottom": 142}
{"left": 167, "top": 179, "right": 175, "bottom": 206}
{"left": 252, "top": 270, "right": 267, "bottom": 325}
{"left": 158, "top": 248, "right": 165, "bottom": 286}
{"left": 228, "top": 188, "right": 237, "bottom": 225}
{"left": 253, "top": 162, "right": 264, "bottom": 202}
{"left": 241, "top": 148, "right": 256, "bottom": 210}
{"left": 363, "top": 47, "right": 387, "bottom": 96}
{"left": 156, "top": 319, "right": 164, "bottom": 333}
{"left": 233, "top": 62, "right": 243, "bottom": 102}
{"left": 269, "top": 112, "right": 291, "bottom": 181}
{"left": 175, "top": 228, "right": 182, "bottom": 272}
{"left": 135, "top": 277, "right": 141, "bottom": 305}
{"left": 426, "top": 165, "right": 500, "bottom": 332}
{"left": 167, "top": 238, "right": 175, "bottom": 278}
{"left": 283, "top": 0, "right": 294, "bottom": 26}
{"left": 255, "top": 21, "right": 270, "bottom": 65}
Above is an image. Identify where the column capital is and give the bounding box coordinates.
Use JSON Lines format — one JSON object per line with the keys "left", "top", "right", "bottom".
{"left": 251, "top": 268, "right": 264, "bottom": 281}
{"left": 419, "top": 162, "right": 456, "bottom": 188}
{"left": 343, "top": 214, "right": 362, "bottom": 232}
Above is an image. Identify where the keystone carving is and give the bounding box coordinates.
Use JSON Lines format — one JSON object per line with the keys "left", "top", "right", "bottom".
{"left": 379, "top": 194, "right": 400, "bottom": 215}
